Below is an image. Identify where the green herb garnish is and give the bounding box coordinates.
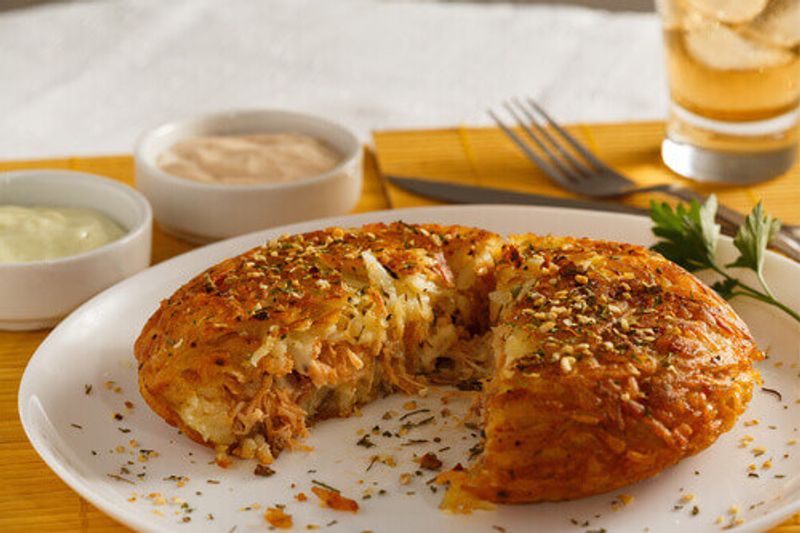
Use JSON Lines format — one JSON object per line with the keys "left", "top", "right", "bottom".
{"left": 398, "top": 408, "right": 430, "bottom": 421}
{"left": 356, "top": 434, "right": 376, "bottom": 448}
{"left": 311, "top": 479, "right": 340, "bottom": 493}
{"left": 650, "top": 195, "right": 799, "bottom": 323}
{"left": 400, "top": 416, "right": 435, "bottom": 432}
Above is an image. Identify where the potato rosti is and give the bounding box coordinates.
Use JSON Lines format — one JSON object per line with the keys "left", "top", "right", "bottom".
{"left": 135, "top": 224, "right": 760, "bottom": 502}
{"left": 135, "top": 222, "right": 501, "bottom": 463}
{"left": 457, "top": 234, "right": 761, "bottom": 503}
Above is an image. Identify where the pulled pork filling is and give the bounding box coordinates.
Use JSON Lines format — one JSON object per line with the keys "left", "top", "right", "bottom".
{"left": 224, "top": 253, "right": 495, "bottom": 463}
{"left": 138, "top": 225, "right": 502, "bottom": 466}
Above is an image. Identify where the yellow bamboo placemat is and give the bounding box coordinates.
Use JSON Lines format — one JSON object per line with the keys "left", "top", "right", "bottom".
{"left": 1, "top": 122, "right": 799, "bottom": 531}
{"left": 374, "top": 121, "right": 800, "bottom": 225}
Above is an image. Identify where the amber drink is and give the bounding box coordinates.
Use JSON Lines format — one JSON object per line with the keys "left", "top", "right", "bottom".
{"left": 657, "top": 0, "right": 799, "bottom": 183}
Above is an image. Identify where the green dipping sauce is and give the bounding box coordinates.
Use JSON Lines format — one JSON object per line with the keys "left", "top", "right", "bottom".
{"left": 0, "top": 206, "right": 126, "bottom": 263}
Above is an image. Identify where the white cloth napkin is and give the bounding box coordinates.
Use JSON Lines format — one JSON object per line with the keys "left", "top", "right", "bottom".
{"left": 0, "top": 0, "right": 665, "bottom": 159}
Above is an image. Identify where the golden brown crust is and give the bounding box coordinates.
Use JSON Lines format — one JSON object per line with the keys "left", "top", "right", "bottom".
{"left": 135, "top": 222, "right": 501, "bottom": 459}
{"left": 135, "top": 226, "right": 760, "bottom": 503}
{"left": 459, "top": 235, "right": 761, "bottom": 503}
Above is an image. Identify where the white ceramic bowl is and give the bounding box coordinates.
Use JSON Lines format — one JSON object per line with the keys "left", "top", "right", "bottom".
{"left": 0, "top": 170, "right": 152, "bottom": 331}
{"left": 135, "top": 109, "right": 363, "bottom": 243}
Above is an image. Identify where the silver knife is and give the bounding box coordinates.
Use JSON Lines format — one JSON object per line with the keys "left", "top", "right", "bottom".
{"left": 385, "top": 174, "right": 746, "bottom": 233}
{"left": 388, "top": 175, "right": 649, "bottom": 217}
{"left": 384, "top": 175, "right": 649, "bottom": 216}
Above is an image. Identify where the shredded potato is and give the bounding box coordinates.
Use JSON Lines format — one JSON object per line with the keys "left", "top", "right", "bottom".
{"left": 136, "top": 225, "right": 760, "bottom": 506}
{"left": 264, "top": 507, "right": 293, "bottom": 528}
{"left": 311, "top": 487, "right": 359, "bottom": 513}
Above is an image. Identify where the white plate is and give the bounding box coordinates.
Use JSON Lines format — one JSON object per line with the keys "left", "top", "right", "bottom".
{"left": 19, "top": 205, "right": 800, "bottom": 533}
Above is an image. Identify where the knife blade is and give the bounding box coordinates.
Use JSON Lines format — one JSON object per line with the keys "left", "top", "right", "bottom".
{"left": 386, "top": 174, "right": 742, "bottom": 236}
{"left": 386, "top": 175, "right": 650, "bottom": 217}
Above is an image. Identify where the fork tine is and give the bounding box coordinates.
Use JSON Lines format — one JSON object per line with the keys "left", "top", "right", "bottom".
{"left": 488, "top": 109, "right": 574, "bottom": 188}
{"left": 502, "top": 101, "right": 581, "bottom": 183}
{"left": 512, "top": 98, "right": 593, "bottom": 181}
{"left": 525, "top": 98, "right": 610, "bottom": 173}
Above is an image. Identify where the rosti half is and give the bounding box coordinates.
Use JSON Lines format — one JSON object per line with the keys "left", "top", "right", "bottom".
{"left": 455, "top": 234, "right": 761, "bottom": 504}
{"left": 134, "top": 222, "right": 761, "bottom": 503}
{"left": 135, "top": 222, "right": 502, "bottom": 465}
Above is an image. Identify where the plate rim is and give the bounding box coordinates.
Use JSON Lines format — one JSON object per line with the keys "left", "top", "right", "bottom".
{"left": 17, "top": 204, "right": 800, "bottom": 533}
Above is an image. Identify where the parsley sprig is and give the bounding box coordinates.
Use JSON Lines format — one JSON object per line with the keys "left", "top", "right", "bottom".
{"left": 650, "top": 195, "right": 799, "bottom": 323}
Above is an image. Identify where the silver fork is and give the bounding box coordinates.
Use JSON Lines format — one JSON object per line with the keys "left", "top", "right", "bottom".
{"left": 490, "top": 97, "right": 800, "bottom": 262}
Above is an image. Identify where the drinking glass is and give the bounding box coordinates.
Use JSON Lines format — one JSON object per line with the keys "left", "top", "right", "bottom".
{"left": 656, "top": 0, "right": 800, "bottom": 183}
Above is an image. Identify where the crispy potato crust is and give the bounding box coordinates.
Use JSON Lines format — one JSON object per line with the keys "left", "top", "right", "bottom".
{"left": 135, "top": 222, "right": 501, "bottom": 458}
{"left": 460, "top": 235, "right": 761, "bottom": 503}
{"left": 135, "top": 226, "right": 760, "bottom": 503}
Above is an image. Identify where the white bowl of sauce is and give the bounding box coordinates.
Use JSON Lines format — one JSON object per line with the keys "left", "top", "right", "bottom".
{"left": 135, "top": 109, "right": 362, "bottom": 243}
{"left": 0, "top": 170, "right": 152, "bottom": 330}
